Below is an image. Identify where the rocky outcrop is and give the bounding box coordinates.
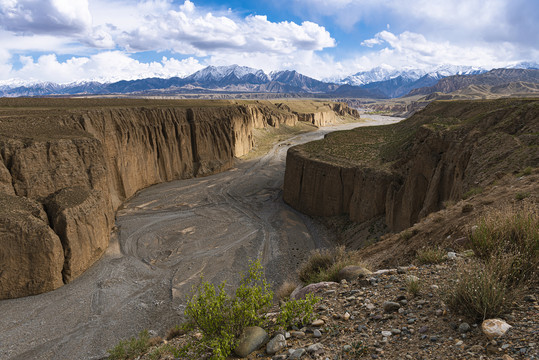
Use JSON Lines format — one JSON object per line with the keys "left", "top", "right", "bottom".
{"left": 0, "top": 193, "right": 64, "bottom": 298}
{"left": 284, "top": 99, "right": 538, "bottom": 232}
{"left": 0, "top": 99, "right": 358, "bottom": 299}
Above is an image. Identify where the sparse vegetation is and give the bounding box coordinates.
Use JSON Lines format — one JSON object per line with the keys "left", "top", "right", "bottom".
{"left": 184, "top": 259, "right": 273, "bottom": 360}
{"left": 462, "top": 186, "right": 483, "bottom": 199}
{"left": 276, "top": 293, "right": 319, "bottom": 330}
{"left": 406, "top": 276, "right": 422, "bottom": 297}
{"left": 275, "top": 280, "right": 300, "bottom": 301}
{"left": 515, "top": 191, "right": 530, "bottom": 201}
{"left": 446, "top": 260, "right": 512, "bottom": 321}
{"left": 415, "top": 246, "right": 446, "bottom": 265}
{"left": 297, "top": 246, "right": 366, "bottom": 284}
{"left": 107, "top": 330, "right": 152, "bottom": 360}
{"left": 447, "top": 205, "right": 538, "bottom": 320}
{"left": 517, "top": 166, "right": 533, "bottom": 177}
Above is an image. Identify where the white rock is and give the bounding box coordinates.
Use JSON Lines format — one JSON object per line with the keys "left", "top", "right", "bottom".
{"left": 482, "top": 319, "right": 512, "bottom": 339}
{"left": 447, "top": 252, "right": 457, "bottom": 260}
{"left": 381, "top": 331, "right": 392, "bottom": 337}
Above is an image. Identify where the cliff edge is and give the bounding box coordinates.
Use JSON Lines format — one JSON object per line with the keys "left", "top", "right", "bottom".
{"left": 0, "top": 98, "right": 359, "bottom": 299}
{"left": 284, "top": 98, "right": 538, "bottom": 231}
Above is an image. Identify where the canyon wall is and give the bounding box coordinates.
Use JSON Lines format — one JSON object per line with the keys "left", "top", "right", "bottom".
{"left": 0, "top": 99, "right": 359, "bottom": 299}
{"left": 284, "top": 99, "right": 538, "bottom": 232}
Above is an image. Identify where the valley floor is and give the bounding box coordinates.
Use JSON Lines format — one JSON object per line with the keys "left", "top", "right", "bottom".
{"left": 0, "top": 115, "right": 401, "bottom": 360}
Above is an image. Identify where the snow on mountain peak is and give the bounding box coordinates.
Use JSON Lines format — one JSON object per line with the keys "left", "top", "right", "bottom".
{"left": 188, "top": 65, "right": 268, "bottom": 82}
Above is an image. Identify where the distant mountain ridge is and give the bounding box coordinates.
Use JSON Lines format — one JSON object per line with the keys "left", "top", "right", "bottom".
{"left": 0, "top": 63, "right": 538, "bottom": 98}
{"left": 409, "top": 68, "right": 539, "bottom": 96}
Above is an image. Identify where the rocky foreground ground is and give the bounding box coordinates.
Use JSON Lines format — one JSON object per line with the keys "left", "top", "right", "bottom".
{"left": 141, "top": 250, "right": 538, "bottom": 360}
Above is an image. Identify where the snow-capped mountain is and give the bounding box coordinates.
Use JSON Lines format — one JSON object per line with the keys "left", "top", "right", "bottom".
{"left": 185, "top": 65, "right": 269, "bottom": 84}
{"left": 0, "top": 63, "right": 536, "bottom": 98}
{"left": 335, "top": 64, "right": 487, "bottom": 87}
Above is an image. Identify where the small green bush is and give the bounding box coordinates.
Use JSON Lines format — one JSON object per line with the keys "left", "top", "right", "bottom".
{"left": 276, "top": 293, "right": 319, "bottom": 329}
{"left": 298, "top": 246, "right": 366, "bottom": 284}
{"left": 107, "top": 330, "right": 151, "bottom": 360}
{"left": 185, "top": 259, "right": 273, "bottom": 360}
{"left": 415, "top": 247, "right": 446, "bottom": 265}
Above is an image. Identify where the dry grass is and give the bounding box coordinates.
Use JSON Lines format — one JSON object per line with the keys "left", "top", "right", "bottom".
{"left": 415, "top": 246, "right": 446, "bottom": 265}
{"left": 275, "top": 280, "right": 300, "bottom": 301}
{"left": 447, "top": 204, "right": 538, "bottom": 320}
{"left": 297, "top": 246, "right": 367, "bottom": 284}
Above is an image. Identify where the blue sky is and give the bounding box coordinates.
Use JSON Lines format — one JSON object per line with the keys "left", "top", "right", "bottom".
{"left": 0, "top": 0, "right": 537, "bottom": 84}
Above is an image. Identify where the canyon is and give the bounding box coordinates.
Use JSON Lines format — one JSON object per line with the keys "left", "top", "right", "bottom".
{"left": 284, "top": 99, "right": 538, "bottom": 232}
{"left": 0, "top": 100, "right": 400, "bottom": 359}
{"left": 0, "top": 98, "right": 359, "bottom": 300}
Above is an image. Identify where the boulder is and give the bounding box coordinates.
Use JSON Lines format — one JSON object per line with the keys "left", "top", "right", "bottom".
{"left": 266, "top": 333, "right": 286, "bottom": 355}
{"left": 234, "top": 326, "right": 268, "bottom": 358}
{"left": 290, "top": 282, "right": 337, "bottom": 300}
{"left": 337, "top": 265, "right": 372, "bottom": 282}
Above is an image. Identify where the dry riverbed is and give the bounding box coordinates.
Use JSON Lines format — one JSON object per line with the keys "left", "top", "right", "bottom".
{"left": 0, "top": 115, "right": 402, "bottom": 360}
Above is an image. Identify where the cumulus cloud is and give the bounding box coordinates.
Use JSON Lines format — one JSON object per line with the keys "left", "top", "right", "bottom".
{"left": 0, "top": 51, "right": 205, "bottom": 84}
{"left": 116, "top": 1, "right": 335, "bottom": 55}
{"left": 352, "top": 30, "right": 523, "bottom": 71}
{"left": 0, "top": 0, "right": 92, "bottom": 35}
{"left": 292, "top": 0, "right": 538, "bottom": 46}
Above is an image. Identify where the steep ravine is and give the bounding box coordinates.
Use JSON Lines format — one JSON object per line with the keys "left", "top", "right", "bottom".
{"left": 0, "top": 99, "right": 359, "bottom": 300}
{"left": 284, "top": 99, "right": 539, "bottom": 232}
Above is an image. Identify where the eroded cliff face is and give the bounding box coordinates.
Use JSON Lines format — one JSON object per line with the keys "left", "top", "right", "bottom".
{"left": 0, "top": 99, "right": 358, "bottom": 299}
{"left": 284, "top": 99, "right": 538, "bottom": 232}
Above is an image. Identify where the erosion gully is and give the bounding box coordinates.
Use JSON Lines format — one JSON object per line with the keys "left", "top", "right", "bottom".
{"left": 0, "top": 115, "right": 402, "bottom": 360}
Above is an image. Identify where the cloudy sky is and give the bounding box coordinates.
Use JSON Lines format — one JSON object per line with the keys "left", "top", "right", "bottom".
{"left": 0, "top": 0, "right": 537, "bottom": 84}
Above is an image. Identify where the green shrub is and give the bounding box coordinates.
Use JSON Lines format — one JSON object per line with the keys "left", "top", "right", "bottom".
{"left": 276, "top": 293, "right": 319, "bottom": 329}
{"left": 298, "top": 246, "right": 366, "bottom": 284}
{"left": 415, "top": 247, "right": 446, "bottom": 265}
{"left": 185, "top": 259, "right": 273, "bottom": 360}
{"left": 107, "top": 330, "right": 151, "bottom": 360}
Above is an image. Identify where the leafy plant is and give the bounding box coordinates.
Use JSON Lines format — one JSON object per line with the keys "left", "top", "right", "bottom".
{"left": 184, "top": 259, "right": 273, "bottom": 360}
{"left": 276, "top": 293, "right": 319, "bottom": 329}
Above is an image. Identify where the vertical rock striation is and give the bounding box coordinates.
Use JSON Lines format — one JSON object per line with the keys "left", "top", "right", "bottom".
{"left": 0, "top": 99, "right": 359, "bottom": 299}
{"left": 284, "top": 99, "right": 538, "bottom": 232}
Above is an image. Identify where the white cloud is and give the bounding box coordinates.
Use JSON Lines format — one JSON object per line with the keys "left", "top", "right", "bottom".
{"left": 0, "top": 52, "right": 205, "bottom": 84}
{"left": 351, "top": 30, "right": 525, "bottom": 71}
{"left": 0, "top": 0, "right": 92, "bottom": 35}
{"left": 116, "top": 2, "right": 335, "bottom": 55}
{"left": 293, "top": 0, "right": 538, "bottom": 47}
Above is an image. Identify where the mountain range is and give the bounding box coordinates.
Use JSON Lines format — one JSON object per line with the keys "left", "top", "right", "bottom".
{"left": 0, "top": 63, "right": 537, "bottom": 98}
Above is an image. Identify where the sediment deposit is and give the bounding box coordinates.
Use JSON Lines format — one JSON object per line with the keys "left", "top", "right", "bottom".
{"left": 0, "top": 98, "right": 358, "bottom": 300}
{"left": 284, "top": 99, "right": 538, "bottom": 231}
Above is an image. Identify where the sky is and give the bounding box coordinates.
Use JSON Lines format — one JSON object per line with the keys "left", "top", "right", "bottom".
{"left": 0, "top": 0, "right": 538, "bottom": 85}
